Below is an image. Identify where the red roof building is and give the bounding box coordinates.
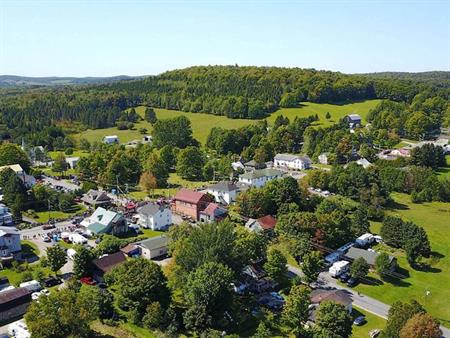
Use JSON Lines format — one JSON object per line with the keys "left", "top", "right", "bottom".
{"left": 245, "top": 215, "right": 277, "bottom": 232}
{"left": 199, "top": 202, "right": 228, "bottom": 223}
{"left": 172, "top": 189, "right": 213, "bottom": 221}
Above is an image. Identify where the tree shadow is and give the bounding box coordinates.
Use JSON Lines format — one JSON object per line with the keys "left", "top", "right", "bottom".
{"left": 411, "top": 263, "right": 442, "bottom": 273}
{"left": 360, "top": 276, "right": 384, "bottom": 286}
{"left": 382, "top": 275, "right": 411, "bottom": 287}
{"left": 430, "top": 251, "right": 445, "bottom": 259}
{"left": 386, "top": 199, "right": 410, "bottom": 210}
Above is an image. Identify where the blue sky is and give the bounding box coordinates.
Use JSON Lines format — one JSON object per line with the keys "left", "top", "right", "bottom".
{"left": 1, "top": 0, "right": 449, "bottom": 76}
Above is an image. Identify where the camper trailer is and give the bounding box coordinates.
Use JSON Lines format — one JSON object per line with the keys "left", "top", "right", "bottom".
{"left": 67, "top": 248, "right": 77, "bottom": 260}
{"left": 329, "top": 261, "right": 350, "bottom": 278}
{"left": 19, "top": 280, "right": 41, "bottom": 292}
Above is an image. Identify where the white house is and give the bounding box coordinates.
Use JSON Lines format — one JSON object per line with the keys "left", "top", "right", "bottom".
{"left": 356, "top": 158, "right": 372, "bottom": 169}
{"left": 318, "top": 153, "right": 329, "bottom": 165}
{"left": 103, "top": 135, "right": 119, "bottom": 144}
{"left": 136, "top": 235, "right": 169, "bottom": 259}
{"left": 65, "top": 157, "right": 80, "bottom": 169}
{"left": 238, "top": 168, "right": 284, "bottom": 188}
{"left": 0, "top": 164, "right": 36, "bottom": 188}
{"left": 0, "top": 204, "right": 13, "bottom": 226}
{"left": 345, "top": 114, "right": 362, "bottom": 129}
{"left": 274, "top": 154, "right": 312, "bottom": 170}
{"left": 0, "top": 227, "right": 21, "bottom": 262}
{"left": 137, "top": 203, "right": 172, "bottom": 231}
{"left": 199, "top": 203, "right": 228, "bottom": 223}
{"left": 206, "top": 181, "right": 238, "bottom": 205}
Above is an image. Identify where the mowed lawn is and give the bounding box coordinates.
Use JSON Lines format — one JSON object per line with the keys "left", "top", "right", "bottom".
{"left": 365, "top": 193, "right": 450, "bottom": 327}
{"left": 351, "top": 306, "right": 386, "bottom": 338}
{"left": 266, "top": 100, "right": 382, "bottom": 127}
{"left": 436, "top": 155, "right": 450, "bottom": 180}
{"left": 77, "top": 106, "right": 258, "bottom": 145}
{"left": 76, "top": 100, "right": 381, "bottom": 145}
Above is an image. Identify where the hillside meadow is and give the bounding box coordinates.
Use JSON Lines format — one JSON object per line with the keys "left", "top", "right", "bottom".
{"left": 76, "top": 100, "right": 381, "bottom": 145}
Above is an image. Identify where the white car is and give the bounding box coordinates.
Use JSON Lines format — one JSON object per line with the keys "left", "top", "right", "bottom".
{"left": 31, "top": 289, "right": 49, "bottom": 300}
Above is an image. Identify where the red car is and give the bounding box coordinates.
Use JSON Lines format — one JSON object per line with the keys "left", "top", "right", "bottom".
{"left": 42, "top": 224, "right": 56, "bottom": 230}
{"left": 80, "top": 277, "right": 96, "bottom": 285}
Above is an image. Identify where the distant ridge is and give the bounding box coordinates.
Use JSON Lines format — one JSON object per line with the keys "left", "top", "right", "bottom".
{"left": 357, "top": 71, "right": 450, "bottom": 85}
{"left": 0, "top": 75, "right": 144, "bottom": 88}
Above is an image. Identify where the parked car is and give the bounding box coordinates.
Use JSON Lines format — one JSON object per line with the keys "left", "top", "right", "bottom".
{"left": 42, "top": 235, "right": 51, "bottom": 242}
{"left": 369, "top": 329, "right": 381, "bottom": 338}
{"left": 43, "top": 276, "right": 63, "bottom": 287}
{"left": 339, "top": 273, "right": 350, "bottom": 282}
{"left": 42, "top": 224, "right": 55, "bottom": 230}
{"left": 80, "top": 277, "right": 96, "bottom": 285}
{"left": 353, "top": 315, "right": 366, "bottom": 326}
{"left": 347, "top": 277, "right": 359, "bottom": 287}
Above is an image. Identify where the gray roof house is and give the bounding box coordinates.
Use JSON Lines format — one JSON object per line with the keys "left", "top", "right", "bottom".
{"left": 345, "top": 114, "right": 362, "bottom": 128}
{"left": 81, "top": 190, "right": 112, "bottom": 207}
{"left": 0, "top": 227, "right": 21, "bottom": 263}
{"left": 137, "top": 203, "right": 172, "bottom": 231}
{"left": 206, "top": 181, "right": 239, "bottom": 205}
{"left": 274, "top": 154, "right": 312, "bottom": 170}
{"left": 238, "top": 168, "right": 284, "bottom": 188}
{"left": 345, "top": 247, "right": 397, "bottom": 270}
{"left": 137, "top": 235, "right": 169, "bottom": 259}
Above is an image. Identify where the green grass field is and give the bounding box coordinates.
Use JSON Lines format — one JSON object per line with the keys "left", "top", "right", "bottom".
{"left": 25, "top": 204, "right": 86, "bottom": 223}
{"left": 77, "top": 106, "right": 259, "bottom": 145}
{"left": 77, "top": 100, "right": 381, "bottom": 145}
{"left": 351, "top": 306, "right": 386, "bottom": 338}
{"left": 436, "top": 155, "right": 450, "bottom": 180}
{"left": 266, "top": 100, "right": 382, "bottom": 127}
{"left": 363, "top": 193, "right": 450, "bottom": 327}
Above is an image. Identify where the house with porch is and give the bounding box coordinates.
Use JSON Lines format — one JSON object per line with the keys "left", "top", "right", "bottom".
{"left": 274, "top": 154, "right": 312, "bottom": 170}
{"left": 137, "top": 203, "right": 172, "bottom": 231}
{"left": 238, "top": 168, "right": 284, "bottom": 188}
{"left": 0, "top": 227, "right": 21, "bottom": 264}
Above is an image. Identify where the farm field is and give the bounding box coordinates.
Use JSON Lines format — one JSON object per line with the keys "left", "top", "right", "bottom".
{"left": 266, "top": 100, "right": 382, "bottom": 127}
{"left": 365, "top": 193, "right": 450, "bottom": 327}
{"left": 76, "top": 100, "right": 381, "bottom": 145}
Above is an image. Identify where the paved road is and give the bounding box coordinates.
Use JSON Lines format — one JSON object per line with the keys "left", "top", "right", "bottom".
{"left": 288, "top": 265, "right": 450, "bottom": 337}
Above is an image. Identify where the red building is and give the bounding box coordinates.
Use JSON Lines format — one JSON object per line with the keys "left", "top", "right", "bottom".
{"left": 172, "top": 189, "right": 213, "bottom": 221}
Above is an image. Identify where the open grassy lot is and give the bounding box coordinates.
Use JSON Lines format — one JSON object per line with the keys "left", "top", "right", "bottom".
{"left": 266, "top": 100, "right": 382, "bottom": 127}
{"left": 25, "top": 204, "right": 86, "bottom": 223}
{"left": 47, "top": 150, "right": 90, "bottom": 159}
{"left": 351, "top": 306, "right": 386, "bottom": 338}
{"left": 91, "top": 321, "right": 156, "bottom": 338}
{"left": 77, "top": 107, "right": 258, "bottom": 145}
{"left": 436, "top": 155, "right": 450, "bottom": 180}
{"left": 76, "top": 100, "right": 381, "bottom": 145}
{"left": 363, "top": 193, "right": 450, "bottom": 327}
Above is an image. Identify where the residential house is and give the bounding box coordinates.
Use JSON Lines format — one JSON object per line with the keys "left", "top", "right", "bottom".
{"left": 171, "top": 189, "right": 213, "bottom": 221}
{"left": 80, "top": 207, "right": 128, "bottom": 236}
{"left": 390, "top": 148, "right": 411, "bottom": 158}
{"left": 0, "top": 287, "right": 32, "bottom": 324}
{"left": 356, "top": 158, "right": 372, "bottom": 169}
{"left": 120, "top": 243, "right": 140, "bottom": 257}
{"left": 345, "top": 114, "right": 362, "bottom": 129}
{"left": 318, "top": 153, "right": 329, "bottom": 165}
{"left": 242, "top": 263, "right": 276, "bottom": 293}
{"left": 238, "top": 168, "right": 284, "bottom": 188}
{"left": 65, "top": 156, "right": 80, "bottom": 169}
{"left": 0, "top": 204, "right": 13, "bottom": 226}
{"left": 92, "top": 252, "right": 126, "bottom": 281}
{"left": 0, "top": 164, "right": 36, "bottom": 188}
{"left": 245, "top": 215, "right": 277, "bottom": 233}
{"left": 206, "top": 181, "right": 238, "bottom": 205}
{"left": 81, "top": 189, "right": 112, "bottom": 208}
{"left": 136, "top": 235, "right": 169, "bottom": 259}
{"left": 274, "top": 153, "right": 312, "bottom": 170}
{"left": 231, "top": 158, "right": 245, "bottom": 171}
{"left": 244, "top": 160, "right": 266, "bottom": 171}
{"left": 103, "top": 135, "right": 119, "bottom": 144}
{"left": 199, "top": 203, "right": 228, "bottom": 223}
{"left": 344, "top": 247, "right": 397, "bottom": 271}
{"left": 137, "top": 203, "right": 172, "bottom": 231}
{"left": 310, "top": 289, "right": 352, "bottom": 318}
{"left": 0, "top": 227, "right": 21, "bottom": 263}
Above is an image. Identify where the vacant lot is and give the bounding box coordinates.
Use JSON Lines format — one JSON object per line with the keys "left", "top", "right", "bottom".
{"left": 365, "top": 193, "right": 450, "bottom": 327}
{"left": 77, "top": 100, "right": 381, "bottom": 145}
{"left": 266, "top": 100, "right": 382, "bottom": 127}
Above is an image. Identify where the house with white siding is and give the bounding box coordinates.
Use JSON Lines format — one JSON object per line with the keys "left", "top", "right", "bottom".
{"left": 137, "top": 203, "right": 172, "bottom": 231}
{"left": 238, "top": 168, "right": 284, "bottom": 188}
{"left": 274, "top": 154, "right": 312, "bottom": 170}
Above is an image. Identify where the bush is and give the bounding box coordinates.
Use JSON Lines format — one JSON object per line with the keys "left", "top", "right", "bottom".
{"left": 65, "top": 148, "right": 74, "bottom": 155}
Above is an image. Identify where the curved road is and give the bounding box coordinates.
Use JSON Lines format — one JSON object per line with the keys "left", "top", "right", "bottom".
{"left": 288, "top": 265, "right": 450, "bottom": 337}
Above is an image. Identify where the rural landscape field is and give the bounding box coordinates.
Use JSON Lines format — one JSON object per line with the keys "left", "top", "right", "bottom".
{"left": 1, "top": 1, "right": 449, "bottom": 338}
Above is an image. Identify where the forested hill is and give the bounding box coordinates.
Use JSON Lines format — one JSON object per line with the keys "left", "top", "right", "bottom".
{"left": 0, "top": 75, "right": 139, "bottom": 88}
{"left": 359, "top": 71, "right": 450, "bottom": 86}
{"left": 1, "top": 66, "right": 448, "bottom": 142}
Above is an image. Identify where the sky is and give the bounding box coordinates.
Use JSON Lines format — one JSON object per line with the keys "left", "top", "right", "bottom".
{"left": 0, "top": 0, "right": 449, "bottom": 76}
